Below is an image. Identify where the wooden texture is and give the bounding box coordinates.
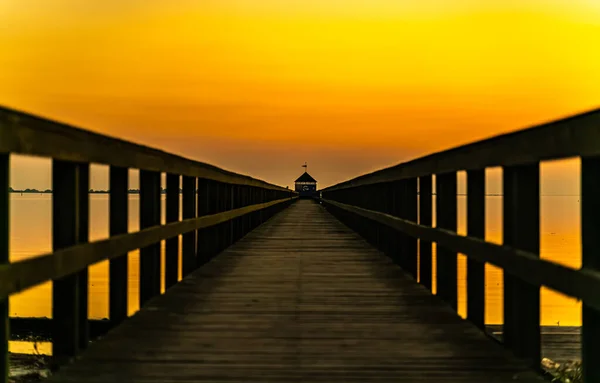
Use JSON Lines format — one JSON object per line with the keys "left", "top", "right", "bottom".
{"left": 76, "top": 163, "right": 90, "bottom": 350}
{"left": 165, "top": 173, "right": 180, "bottom": 289}
{"left": 48, "top": 200, "right": 542, "bottom": 382}
{"left": 503, "top": 164, "right": 540, "bottom": 366}
{"left": 0, "top": 154, "right": 8, "bottom": 383}
{"left": 436, "top": 172, "right": 458, "bottom": 310}
{"left": 581, "top": 156, "right": 600, "bottom": 382}
{"left": 466, "top": 169, "right": 485, "bottom": 330}
{"left": 52, "top": 160, "right": 81, "bottom": 365}
{"left": 0, "top": 196, "right": 294, "bottom": 300}
{"left": 109, "top": 166, "right": 128, "bottom": 323}
{"left": 182, "top": 176, "right": 196, "bottom": 277}
{"left": 139, "top": 170, "right": 161, "bottom": 306}
{"left": 321, "top": 199, "right": 600, "bottom": 313}
{"left": 418, "top": 175, "right": 433, "bottom": 290}
{"left": 0, "top": 106, "right": 290, "bottom": 192}
{"left": 320, "top": 107, "right": 600, "bottom": 191}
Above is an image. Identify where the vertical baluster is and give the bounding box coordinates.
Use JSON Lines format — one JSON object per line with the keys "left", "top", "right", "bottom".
{"left": 182, "top": 175, "right": 196, "bottom": 277}
{"left": 139, "top": 170, "right": 161, "bottom": 306}
{"left": 388, "top": 181, "right": 399, "bottom": 265}
{"left": 196, "top": 179, "right": 209, "bottom": 267}
{"left": 0, "top": 154, "right": 9, "bottom": 383}
{"left": 503, "top": 167, "right": 515, "bottom": 347}
{"left": 375, "top": 183, "right": 382, "bottom": 249}
{"left": 436, "top": 172, "right": 458, "bottom": 310}
{"left": 52, "top": 160, "right": 81, "bottom": 366}
{"left": 466, "top": 169, "right": 485, "bottom": 330}
{"left": 227, "top": 184, "right": 233, "bottom": 246}
{"left": 405, "top": 178, "right": 418, "bottom": 280}
{"left": 383, "top": 183, "right": 392, "bottom": 257}
{"left": 241, "top": 186, "right": 246, "bottom": 238}
{"left": 76, "top": 163, "right": 89, "bottom": 350}
{"left": 582, "top": 156, "right": 600, "bottom": 382}
{"left": 230, "top": 185, "right": 236, "bottom": 244}
{"left": 503, "top": 164, "right": 540, "bottom": 365}
{"left": 109, "top": 166, "right": 128, "bottom": 323}
{"left": 215, "top": 182, "right": 224, "bottom": 253}
{"left": 397, "top": 180, "right": 408, "bottom": 270}
{"left": 211, "top": 182, "right": 220, "bottom": 257}
{"left": 419, "top": 175, "right": 433, "bottom": 290}
{"left": 165, "top": 173, "right": 180, "bottom": 288}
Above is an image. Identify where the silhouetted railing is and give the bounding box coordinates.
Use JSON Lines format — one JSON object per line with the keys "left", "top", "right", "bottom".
{"left": 0, "top": 106, "right": 296, "bottom": 380}
{"left": 321, "top": 108, "right": 600, "bottom": 382}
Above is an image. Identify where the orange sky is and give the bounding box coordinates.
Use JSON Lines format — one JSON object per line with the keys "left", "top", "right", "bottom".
{"left": 1, "top": 0, "right": 599, "bottom": 190}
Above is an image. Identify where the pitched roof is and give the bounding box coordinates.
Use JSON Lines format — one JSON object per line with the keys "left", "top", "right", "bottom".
{"left": 295, "top": 172, "right": 317, "bottom": 183}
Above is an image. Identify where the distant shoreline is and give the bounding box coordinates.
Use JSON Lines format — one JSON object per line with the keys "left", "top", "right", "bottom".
{"left": 8, "top": 191, "right": 580, "bottom": 197}
{"left": 9, "top": 189, "right": 166, "bottom": 194}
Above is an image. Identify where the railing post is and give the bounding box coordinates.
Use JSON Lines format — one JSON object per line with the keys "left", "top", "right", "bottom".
{"left": 419, "top": 175, "right": 433, "bottom": 290}
{"left": 209, "top": 181, "right": 220, "bottom": 257}
{"left": 182, "top": 176, "right": 196, "bottom": 277}
{"left": 215, "top": 182, "right": 224, "bottom": 253}
{"left": 466, "top": 169, "right": 485, "bottom": 330}
{"left": 227, "top": 184, "right": 233, "bottom": 246}
{"left": 230, "top": 184, "right": 236, "bottom": 245}
{"left": 196, "top": 178, "right": 209, "bottom": 267}
{"left": 405, "top": 178, "right": 418, "bottom": 279}
{"left": 76, "top": 163, "right": 89, "bottom": 350}
{"left": 52, "top": 160, "right": 81, "bottom": 366}
{"left": 109, "top": 166, "right": 128, "bottom": 323}
{"left": 139, "top": 170, "right": 161, "bottom": 307}
{"left": 436, "top": 172, "right": 458, "bottom": 310}
{"left": 165, "top": 173, "right": 180, "bottom": 288}
{"left": 1, "top": 154, "right": 8, "bottom": 383}
{"left": 503, "top": 164, "right": 540, "bottom": 365}
{"left": 389, "top": 182, "right": 401, "bottom": 265}
{"left": 581, "top": 156, "right": 600, "bottom": 382}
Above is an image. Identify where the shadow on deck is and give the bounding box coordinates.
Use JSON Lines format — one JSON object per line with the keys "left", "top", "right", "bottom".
{"left": 47, "top": 200, "right": 542, "bottom": 382}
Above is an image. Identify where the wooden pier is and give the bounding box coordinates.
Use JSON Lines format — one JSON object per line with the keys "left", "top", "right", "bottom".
{"left": 2, "top": 106, "right": 600, "bottom": 381}
{"left": 47, "top": 200, "right": 541, "bottom": 382}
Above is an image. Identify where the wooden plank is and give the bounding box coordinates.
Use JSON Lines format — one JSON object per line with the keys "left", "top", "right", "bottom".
{"left": 0, "top": 106, "right": 291, "bottom": 192}
{"left": 77, "top": 163, "right": 90, "bottom": 350}
{"left": 182, "top": 176, "right": 196, "bottom": 277}
{"left": 109, "top": 166, "right": 128, "bottom": 323}
{"left": 52, "top": 160, "right": 81, "bottom": 366}
{"left": 419, "top": 175, "right": 433, "bottom": 290}
{"left": 0, "top": 153, "right": 8, "bottom": 383}
{"left": 466, "top": 169, "right": 485, "bottom": 330}
{"left": 504, "top": 164, "right": 540, "bottom": 365}
{"left": 436, "top": 172, "right": 458, "bottom": 310}
{"left": 581, "top": 156, "right": 600, "bottom": 382}
{"left": 140, "top": 170, "right": 161, "bottom": 306}
{"left": 0, "top": 198, "right": 295, "bottom": 299}
{"left": 320, "top": 199, "right": 600, "bottom": 312}
{"left": 47, "top": 200, "right": 543, "bottom": 383}
{"left": 165, "top": 173, "right": 180, "bottom": 289}
{"left": 321, "top": 107, "right": 600, "bottom": 191}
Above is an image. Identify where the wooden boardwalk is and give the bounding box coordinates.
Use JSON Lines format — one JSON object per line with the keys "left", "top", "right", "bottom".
{"left": 48, "top": 200, "right": 543, "bottom": 382}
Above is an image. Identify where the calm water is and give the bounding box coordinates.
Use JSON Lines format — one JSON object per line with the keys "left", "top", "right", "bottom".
{"left": 7, "top": 194, "right": 581, "bottom": 353}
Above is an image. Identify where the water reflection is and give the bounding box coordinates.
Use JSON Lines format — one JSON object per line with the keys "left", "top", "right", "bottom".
{"left": 9, "top": 193, "right": 581, "bottom": 327}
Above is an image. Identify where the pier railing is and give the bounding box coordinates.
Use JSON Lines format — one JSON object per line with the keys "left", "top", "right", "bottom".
{"left": 321, "top": 108, "right": 600, "bottom": 382}
{"left": 0, "top": 106, "right": 296, "bottom": 379}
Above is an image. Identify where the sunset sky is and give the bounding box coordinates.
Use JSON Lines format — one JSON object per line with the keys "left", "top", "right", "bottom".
{"left": 1, "top": 0, "right": 599, "bottom": 191}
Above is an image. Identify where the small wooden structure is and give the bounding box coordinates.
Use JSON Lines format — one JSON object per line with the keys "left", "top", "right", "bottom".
{"left": 294, "top": 171, "right": 317, "bottom": 198}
